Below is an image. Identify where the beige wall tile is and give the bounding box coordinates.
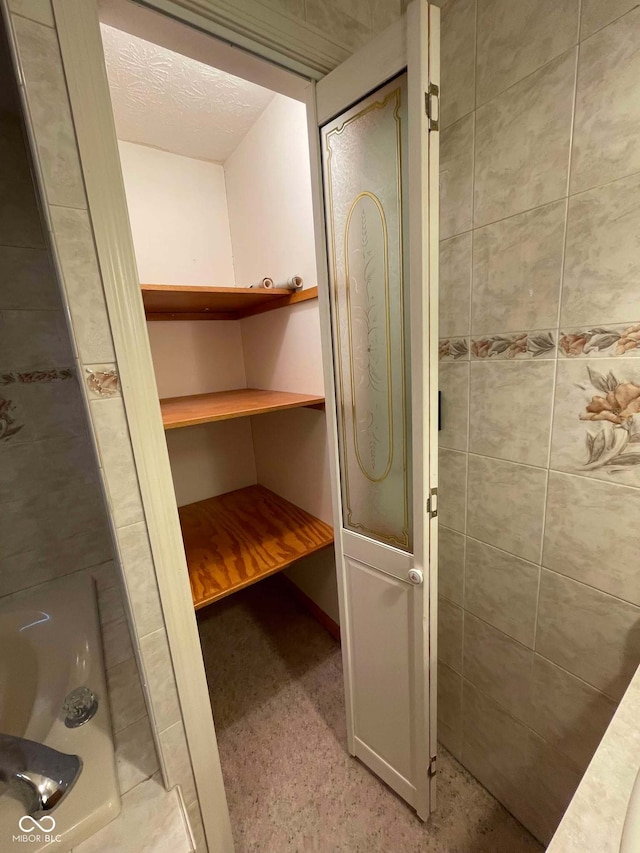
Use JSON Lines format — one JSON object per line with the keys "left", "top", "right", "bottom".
{"left": 529, "top": 655, "right": 616, "bottom": 772}
{"left": 106, "top": 656, "right": 148, "bottom": 733}
{"left": 0, "top": 309, "right": 71, "bottom": 372}
{"left": 461, "top": 680, "right": 529, "bottom": 815}
{"left": 440, "top": 232, "right": 472, "bottom": 337}
{"left": 543, "top": 472, "right": 640, "bottom": 605}
{"left": 521, "top": 732, "right": 583, "bottom": 846}
{"left": 476, "top": 0, "right": 579, "bottom": 105}
{"left": 440, "top": 113, "right": 474, "bottom": 239}
{"left": 467, "top": 454, "right": 547, "bottom": 562}
{"left": 438, "top": 448, "right": 467, "bottom": 532}
{"left": 49, "top": 206, "right": 116, "bottom": 364}
{"left": 305, "top": 0, "right": 371, "bottom": 50}
{"left": 438, "top": 525, "right": 465, "bottom": 605}
{"left": 140, "top": 628, "right": 182, "bottom": 732}
{"left": 114, "top": 715, "right": 160, "bottom": 794}
{"left": 562, "top": 173, "right": 640, "bottom": 325}
{"left": 12, "top": 17, "right": 85, "bottom": 208}
{"left": 0, "top": 116, "right": 45, "bottom": 248}
{"left": 580, "top": 0, "right": 637, "bottom": 38}
{"left": 465, "top": 537, "right": 539, "bottom": 647}
{"left": 0, "top": 247, "right": 58, "bottom": 310}
{"left": 90, "top": 397, "right": 144, "bottom": 529}
{"left": 0, "top": 434, "right": 95, "bottom": 502}
{"left": 102, "top": 615, "right": 134, "bottom": 669}
{"left": 471, "top": 200, "right": 566, "bottom": 334}
{"left": 536, "top": 569, "right": 640, "bottom": 701}
{"left": 474, "top": 50, "right": 576, "bottom": 227}
{"left": 463, "top": 613, "right": 533, "bottom": 721}
{"left": 439, "top": 362, "right": 469, "bottom": 451}
{"left": 117, "top": 521, "right": 164, "bottom": 637}
{"left": 8, "top": 0, "right": 54, "bottom": 27}
{"left": 571, "top": 7, "right": 640, "bottom": 193}
{"left": 440, "top": 0, "right": 476, "bottom": 129}
{"left": 5, "top": 378, "right": 86, "bottom": 446}
{"left": 469, "top": 360, "right": 555, "bottom": 467}
{"left": 187, "top": 799, "right": 206, "bottom": 853}
{"left": 160, "top": 721, "right": 198, "bottom": 808}
{"left": 438, "top": 661, "right": 462, "bottom": 759}
{"left": 370, "top": 0, "right": 402, "bottom": 32}
{"left": 438, "top": 596, "right": 464, "bottom": 672}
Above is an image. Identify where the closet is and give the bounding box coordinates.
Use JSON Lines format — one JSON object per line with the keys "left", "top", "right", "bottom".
{"left": 101, "top": 21, "right": 338, "bottom": 616}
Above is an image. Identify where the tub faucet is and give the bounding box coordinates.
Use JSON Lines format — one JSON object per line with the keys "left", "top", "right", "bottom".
{"left": 0, "top": 733, "right": 82, "bottom": 816}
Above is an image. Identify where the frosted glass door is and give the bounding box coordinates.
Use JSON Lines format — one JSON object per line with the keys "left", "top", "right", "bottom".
{"left": 322, "top": 76, "right": 411, "bottom": 552}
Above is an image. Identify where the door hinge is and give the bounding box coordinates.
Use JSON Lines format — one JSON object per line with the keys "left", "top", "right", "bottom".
{"left": 429, "top": 755, "right": 437, "bottom": 778}
{"left": 427, "top": 487, "right": 438, "bottom": 519}
{"left": 425, "top": 83, "right": 439, "bottom": 131}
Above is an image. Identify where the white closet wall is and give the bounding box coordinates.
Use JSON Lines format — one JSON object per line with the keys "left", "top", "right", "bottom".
{"left": 224, "top": 95, "right": 316, "bottom": 289}
{"left": 118, "top": 141, "right": 235, "bottom": 286}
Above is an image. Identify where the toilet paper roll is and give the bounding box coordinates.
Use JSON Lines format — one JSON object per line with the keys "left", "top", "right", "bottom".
{"left": 249, "top": 277, "right": 274, "bottom": 289}
{"left": 281, "top": 275, "right": 303, "bottom": 291}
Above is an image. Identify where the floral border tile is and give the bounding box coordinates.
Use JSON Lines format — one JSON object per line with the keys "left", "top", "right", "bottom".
{"left": 559, "top": 324, "right": 640, "bottom": 358}
{"left": 439, "top": 337, "right": 470, "bottom": 361}
{"left": 0, "top": 367, "right": 74, "bottom": 385}
{"left": 579, "top": 366, "right": 640, "bottom": 473}
{"left": 471, "top": 331, "right": 556, "bottom": 360}
{"left": 86, "top": 367, "right": 120, "bottom": 398}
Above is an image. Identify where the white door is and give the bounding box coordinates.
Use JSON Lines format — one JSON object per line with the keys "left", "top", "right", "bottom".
{"left": 308, "top": 0, "right": 439, "bottom": 819}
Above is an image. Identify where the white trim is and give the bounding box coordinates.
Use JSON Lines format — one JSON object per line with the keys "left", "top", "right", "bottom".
{"left": 51, "top": 2, "right": 234, "bottom": 850}
{"left": 101, "top": 0, "right": 350, "bottom": 78}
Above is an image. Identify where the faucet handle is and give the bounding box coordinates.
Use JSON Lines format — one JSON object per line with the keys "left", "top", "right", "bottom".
{"left": 63, "top": 687, "right": 98, "bottom": 728}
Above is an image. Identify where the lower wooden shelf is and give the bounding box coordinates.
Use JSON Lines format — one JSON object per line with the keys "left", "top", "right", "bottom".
{"left": 179, "top": 484, "right": 334, "bottom": 609}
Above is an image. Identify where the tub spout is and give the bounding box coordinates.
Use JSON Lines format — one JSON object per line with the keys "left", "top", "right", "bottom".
{"left": 0, "top": 733, "right": 82, "bottom": 816}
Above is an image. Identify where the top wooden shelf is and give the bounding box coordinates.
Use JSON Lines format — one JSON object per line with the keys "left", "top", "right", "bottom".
{"left": 142, "top": 284, "right": 318, "bottom": 320}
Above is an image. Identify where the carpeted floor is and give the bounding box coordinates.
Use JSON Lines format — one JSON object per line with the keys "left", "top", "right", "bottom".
{"left": 198, "top": 577, "right": 543, "bottom": 853}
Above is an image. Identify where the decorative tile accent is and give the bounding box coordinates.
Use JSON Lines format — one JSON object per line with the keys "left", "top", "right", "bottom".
{"left": 439, "top": 337, "right": 470, "bottom": 361}
{"left": 0, "top": 367, "right": 74, "bottom": 385}
{"left": 559, "top": 324, "right": 640, "bottom": 358}
{"left": 0, "top": 396, "right": 23, "bottom": 442}
{"left": 86, "top": 366, "right": 120, "bottom": 397}
{"left": 550, "top": 359, "right": 640, "bottom": 483}
{"left": 474, "top": 49, "right": 576, "bottom": 227}
{"left": 470, "top": 331, "right": 556, "bottom": 360}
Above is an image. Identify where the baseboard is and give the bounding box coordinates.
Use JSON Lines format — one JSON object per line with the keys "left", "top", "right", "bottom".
{"left": 278, "top": 574, "right": 341, "bottom": 643}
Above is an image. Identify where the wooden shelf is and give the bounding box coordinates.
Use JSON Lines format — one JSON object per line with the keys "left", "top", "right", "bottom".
{"left": 160, "top": 388, "right": 325, "bottom": 430}
{"left": 142, "top": 284, "right": 318, "bottom": 320}
{"left": 179, "top": 485, "right": 333, "bottom": 608}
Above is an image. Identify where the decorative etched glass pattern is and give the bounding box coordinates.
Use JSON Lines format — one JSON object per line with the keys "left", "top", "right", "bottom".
{"left": 321, "top": 76, "right": 411, "bottom": 550}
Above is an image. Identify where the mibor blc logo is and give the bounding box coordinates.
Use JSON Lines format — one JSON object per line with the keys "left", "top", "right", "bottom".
{"left": 12, "top": 815, "right": 63, "bottom": 844}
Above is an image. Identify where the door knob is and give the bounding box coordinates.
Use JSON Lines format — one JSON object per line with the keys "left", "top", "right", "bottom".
{"left": 408, "top": 568, "right": 423, "bottom": 585}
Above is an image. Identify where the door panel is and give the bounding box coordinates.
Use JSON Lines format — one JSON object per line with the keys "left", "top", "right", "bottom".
{"left": 321, "top": 76, "right": 411, "bottom": 552}
{"left": 313, "top": 0, "right": 438, "bottom": 819}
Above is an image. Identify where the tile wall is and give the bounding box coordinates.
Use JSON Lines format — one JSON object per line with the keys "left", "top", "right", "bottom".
{"left": 438, "top": 0, "right": 640, "bottom": 843}
{"left": 0, "top": 13, "right": 161, "bottom": 816}
{"left": 2, "top": 2, "right": 204, "bottom": 849}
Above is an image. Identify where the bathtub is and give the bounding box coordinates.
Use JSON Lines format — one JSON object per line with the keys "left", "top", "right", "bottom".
{"left": 0, "top": 573, "right": 121, "bottom": 851}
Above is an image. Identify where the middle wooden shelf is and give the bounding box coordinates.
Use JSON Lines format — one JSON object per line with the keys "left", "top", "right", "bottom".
{"left": 160, "top": 387, "right": 325, "bottom": 430}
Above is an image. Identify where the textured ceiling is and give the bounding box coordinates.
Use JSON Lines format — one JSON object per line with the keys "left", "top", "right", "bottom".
{"left": 101, "top": 25, "right": 275, "bottom": 163}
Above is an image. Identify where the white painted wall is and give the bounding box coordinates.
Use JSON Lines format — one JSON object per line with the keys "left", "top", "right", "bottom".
{"left": 224, "top": 94, "right": 316, "bottom": 289}
{"left": 118, "top": 141, "right": 235, "bottom": 286}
